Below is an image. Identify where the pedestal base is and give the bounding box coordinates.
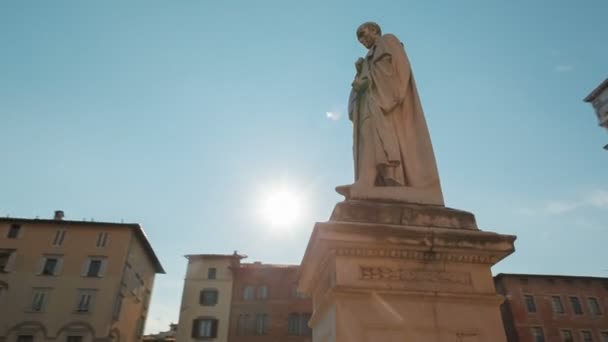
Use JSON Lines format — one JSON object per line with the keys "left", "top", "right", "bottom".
{"left": 298, "top": 200, "right": 516, "bottom": 342}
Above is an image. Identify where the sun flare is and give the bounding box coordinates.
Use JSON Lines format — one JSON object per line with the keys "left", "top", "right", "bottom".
{"left": 259, "top": 186, "right": 302, "bottom": 228}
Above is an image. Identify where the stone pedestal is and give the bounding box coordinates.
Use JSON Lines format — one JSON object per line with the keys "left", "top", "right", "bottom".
{"left": 298, "top": 200, "right": 516, "bottom": 342}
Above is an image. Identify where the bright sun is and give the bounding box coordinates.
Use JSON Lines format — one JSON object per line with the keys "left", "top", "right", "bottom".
{"left": 259, "top": 187, "right": 302, "bottom": 228}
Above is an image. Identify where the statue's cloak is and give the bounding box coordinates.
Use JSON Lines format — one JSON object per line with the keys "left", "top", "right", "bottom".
{"left": 349, "top": 34, "right": 441, "bottom": 189}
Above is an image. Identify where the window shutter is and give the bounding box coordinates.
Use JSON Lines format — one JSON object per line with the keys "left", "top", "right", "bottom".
{"left": 55, "top": 258, "right": 64, "bottom": 276}
{"left": 211, "top": 319, "right": 218, "bottom": 338}
{"left": 199, "top": 290, "right": 204, "bottom": 305}
{"left": 99, "top": 259, "right": 107, "bottom": 277}
{"left": 5, "top": 252, "right": 17, "bottom": 272}
{"left": 81, "top": 259, "right": 91, "bottom": 276}
{"left": 37, "top": 257, "right": 46, "bottom": 275}
{"left": 191, "top": 319, "right": 200, "bottom": 338}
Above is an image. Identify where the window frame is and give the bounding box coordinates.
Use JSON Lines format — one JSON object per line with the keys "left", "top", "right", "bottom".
{"left": 199, "top": 289, "right": 219, "bottom": 306}
{"left": 569, "top": 296, "right": 584, "bottom": 315}
{"left": 243, "top": 285, "right": 254, "bottom": 300}
{"left": 561, "top": 329, "right": 574, "bottom": 342}
{"left": 39, "top": 255, "right": 63, "bottom": 276}
{"left": 96, "top": 232, "right": 109, "bottom": 248}
{"left": 7, "top": 224, "right": 22, "bottom": 239}
{"left": 531, "top": 326, "right": 545, "bottom": 342}
{"left": 587, "top": 297, "right": 602, "bottom": 316}
{"left": 53, "top": 229, "right": 66, "bottom": 246}
{"left": 600, "top": 331, "right": 608, "bottom": 342}
{"left": 524, "top": 294, "right": 537, "bottom": 313}
{"left": 191, "top": 317, "right": 218, "bottom": 339}
{"left": 581, "top": 330, "right": 594, "bottom": 342}
{"left": 29, "top": 288, "right": 50, "bottom": 312}
{"left": 75, "top": 289, "right": 96, "bottom": 313}
{"left": 254, "top": 313, "right": 268, "bottom": 336}
{"left": 82, "top": 257, "right": 107, "bottom": 278}
{"left": 207, "top": 267, "right": 217, "bottom": 280}
{"left": 551, "top": 295, "right": 565, "bottom": 314}
{"left": 256, "top": 285, "right": 268, "bottom": 300}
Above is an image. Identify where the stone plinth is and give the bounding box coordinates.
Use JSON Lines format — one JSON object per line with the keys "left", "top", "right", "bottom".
{"left": 298, "top": 200, "right": 516, "bottom": 342}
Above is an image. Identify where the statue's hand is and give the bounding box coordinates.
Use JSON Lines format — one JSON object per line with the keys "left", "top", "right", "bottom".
{"left": 351, "top": 77, "right": 369, "bottom": 92}
{"left": 355, "top": 58, "right": 365, "bottom": 73}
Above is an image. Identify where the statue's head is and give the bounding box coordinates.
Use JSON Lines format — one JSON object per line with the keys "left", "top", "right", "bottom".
{"left": 356, "top": 22, "right": 382, "bottom": 49}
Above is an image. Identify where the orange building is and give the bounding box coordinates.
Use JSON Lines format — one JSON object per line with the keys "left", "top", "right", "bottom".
{"left": 176, "top": 254, "right": 312, "bottom": 342}
{"left": 495, "top": 273, "right": 608, "bottom": 342}
{"left": 0, "top": 211, "right": 164, "bottom": 342}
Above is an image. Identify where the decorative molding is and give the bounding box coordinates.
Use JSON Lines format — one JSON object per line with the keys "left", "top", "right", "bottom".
{"left": 333, "top": 248, "right": 498, "bottom": 264}
{"left": 360, "top": 266, "right": 471, "bottom": 285}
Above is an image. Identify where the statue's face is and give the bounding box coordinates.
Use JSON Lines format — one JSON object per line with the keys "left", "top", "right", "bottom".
{"left": 357, "top": 27, "right": 378, "bottom": 49}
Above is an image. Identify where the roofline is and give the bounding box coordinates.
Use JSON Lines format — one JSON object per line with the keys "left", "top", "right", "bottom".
{"left": 0, "top": 217, "right": 165, "bottom": 274}
{"left": 494, "top": 272, "right": 608, "bottom": 281}
{"left": 185, "top": 253, "right": 247, "bottom": 260}
{"left": 584, "top": 78, "right": 608, "bottom": 102}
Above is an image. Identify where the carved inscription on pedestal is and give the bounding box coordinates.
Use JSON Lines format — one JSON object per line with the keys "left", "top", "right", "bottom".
{"left": 360, "top": 266, "right": 471, "bottom": 285}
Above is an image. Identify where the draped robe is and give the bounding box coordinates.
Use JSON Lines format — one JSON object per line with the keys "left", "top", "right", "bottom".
{"left": 348, "top": 34, "right": 441, "bottom": 190}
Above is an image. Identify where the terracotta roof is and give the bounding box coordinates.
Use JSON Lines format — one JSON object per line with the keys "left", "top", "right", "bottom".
{"left": 0, "top": 217, "right": 165, "bottom": 273}
{"left": 584, "top": 78, "right": 608, "bottom": 102}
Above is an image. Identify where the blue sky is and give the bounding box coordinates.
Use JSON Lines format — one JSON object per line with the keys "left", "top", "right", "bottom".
{"left": 1, "top": 0, "right": 607, "bottom": 333}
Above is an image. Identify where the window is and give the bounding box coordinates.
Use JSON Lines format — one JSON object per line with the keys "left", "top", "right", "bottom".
{"left": 588, "top": 297, "right": 602, "bottom": 315}
{"left": 581, "top": 330, "right": 594, "bottom": 342}
{"left": 53, "top": 229, "right": 66, "bottom": 246}
{"left": 17, "top": 336, "right": 33, "bottom": 342}
{"left": 76, "top": 289, "right": 96, "bottom": 312}
{"left": 288, "top": 313, "right": 299, "bottom": 335}
{"left": 67, "top": 337, "right": 83, "bottom": 342}
{"left": 288, "top": 313, "right": 312, "bottom": 336}
{"left": 257, "top": 285, "right": 268, "bottom": 299}
{"left": 82, "top": 258, "right": 106, "bottom": 278}
{"left": 601, "top": 332, "right": 608, "bottom": 342}
{"left": 551, "top": 296, "right": 565, "bottom": 313}
{"left": 243, "top": 285, "right": 254, "bottom": 300}
{"left": 562, "top": 330, "right": 574, "bottom": 342}
{"left": 255, "top": 313, "right": 268, "bottom": 335}
{"left": 207, "top": 267, "right": 217, "bottom": 279}
{"left": 7, "top": 224, "right": 21, "bottom": 238}
{"left": 301, "top": 313, "right": 312, "bottom": 336}
{"left": 96, "top": 232, "right": 108, "bottom": 248}
{"left": 570, "top": 296, "right": 583, "bottom": 315}
{"left": 0, "top": 250, "right": 16, "bottom": 273}
{"left": 39, "top": 256, "right": 62, "bottom": 276}
{"left": 191, "top": 318, "right": 218, "bottom": 338}
{"left": 237, "top": 314, "right": 250, "bottom": 336}
{"left": 532, "top": 327, "right": 545, "bottom": 342}
{"left": 524, "top": 295, "right": 537, "bottom": 313}
{"left": 30, "top": 289, "right": 49, "bottom": 312}
{"left": 199, "top": 289, "right": 218, "bottom": 306}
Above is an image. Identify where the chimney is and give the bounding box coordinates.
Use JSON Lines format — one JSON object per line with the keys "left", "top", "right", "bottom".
{"left": 54, "top": 210, "right": 64, "bottom": 220}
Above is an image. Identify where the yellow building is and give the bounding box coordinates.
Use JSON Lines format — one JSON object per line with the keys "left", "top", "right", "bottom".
{"left": 176, "top": 253, "right": 244, "bottom": 342}
{"left": 0, "top": 211, "right": 165, "bottom": 342}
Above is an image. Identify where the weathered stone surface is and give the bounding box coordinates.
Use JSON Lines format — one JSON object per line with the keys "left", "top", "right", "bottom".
{"left": 331, "top": 200, "right": 478, "bottom": 230}
{"left": 299, "top": 202, "right": 515, "bottom": 342}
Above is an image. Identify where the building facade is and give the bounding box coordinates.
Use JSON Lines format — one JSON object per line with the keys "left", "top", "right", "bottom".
{"left": 495, "top": 273, "right": 608, "bottom": 342}
{"left": 584, "top": 78, "right": 608, "bottom": 149}
{"left": 176, "top": 254, "right": 243, "bottom": 342}
{"left": 176, "top": 254, "right": 312, "bottom": 342}
{"left": 0, "top": 211, "right": 164, "bottom": 342}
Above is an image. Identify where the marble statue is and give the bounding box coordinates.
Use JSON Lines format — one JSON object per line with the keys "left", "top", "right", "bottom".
{"left": 337, "top": 22, "right": 444, "bottom": 205}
